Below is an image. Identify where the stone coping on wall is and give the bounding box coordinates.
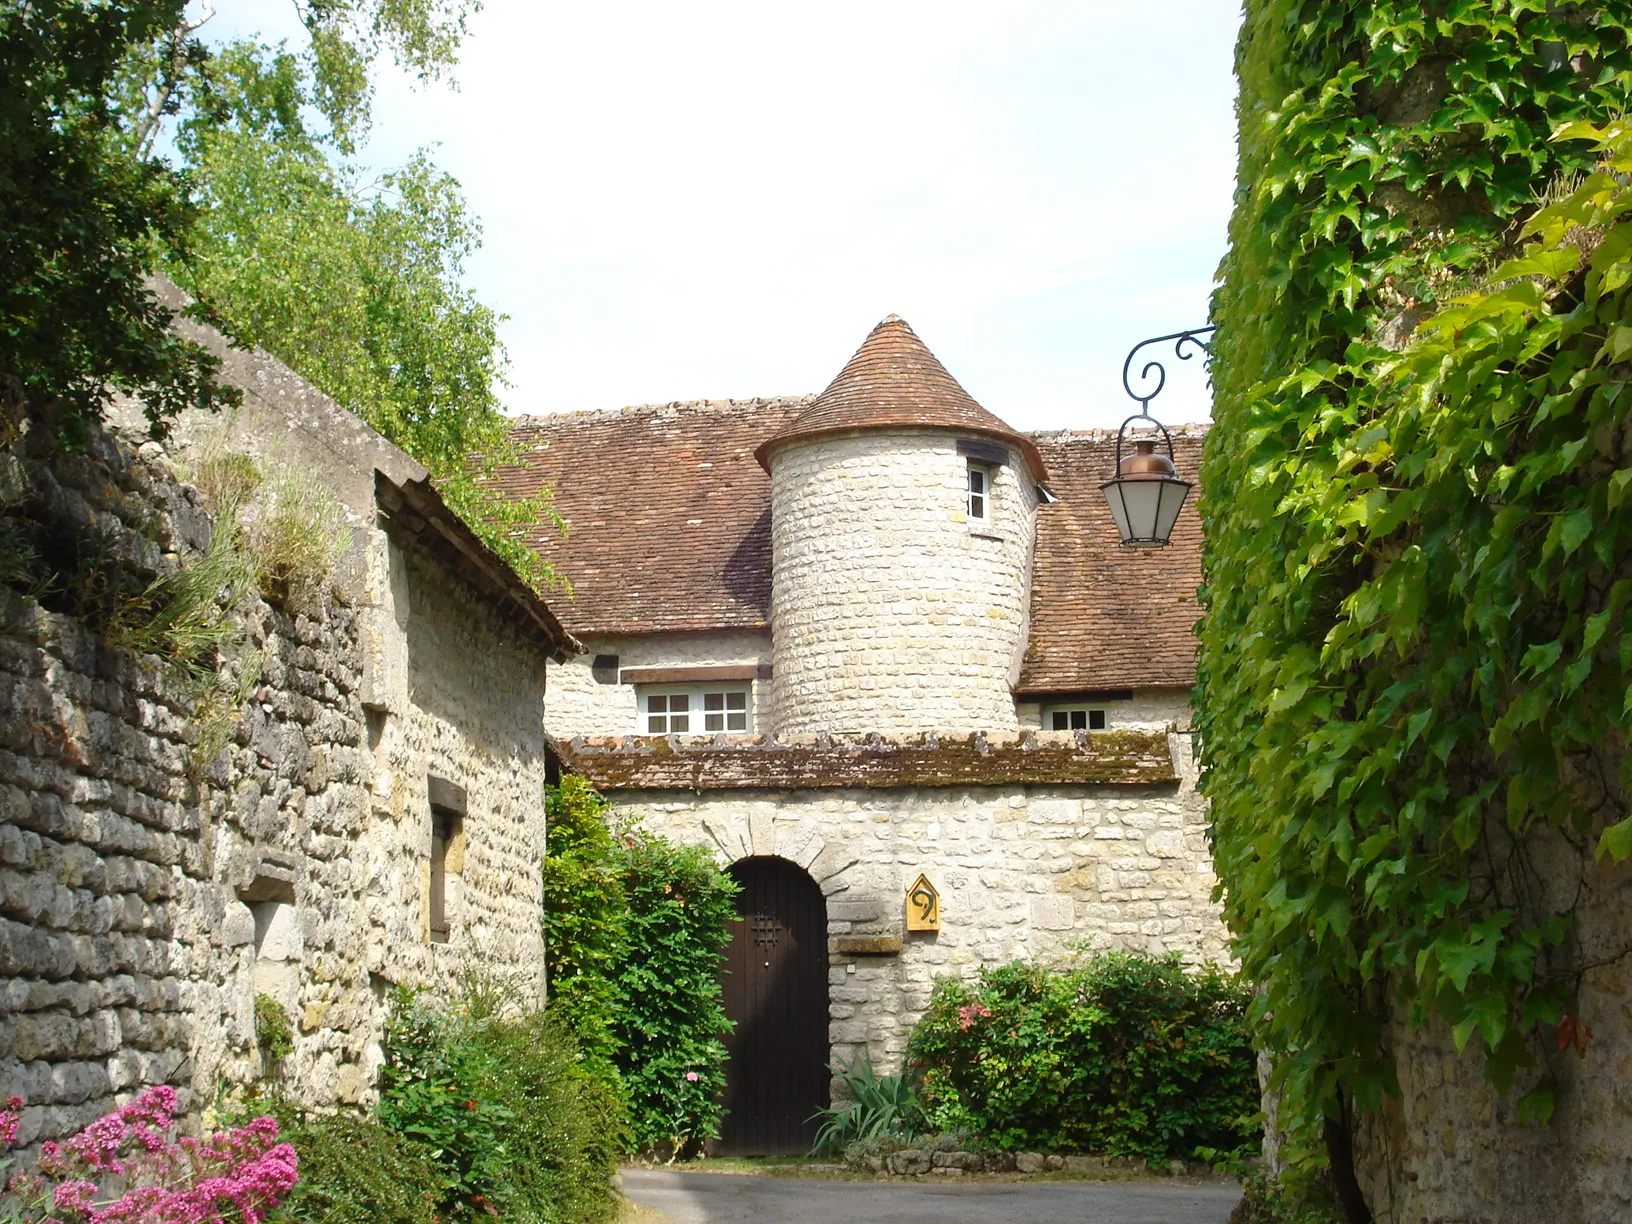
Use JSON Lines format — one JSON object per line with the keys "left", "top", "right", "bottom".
{"left": 553, "top": 728, "right": 1176, "bottom": 791}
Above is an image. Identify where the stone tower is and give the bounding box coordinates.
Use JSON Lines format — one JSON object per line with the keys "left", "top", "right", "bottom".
{"left": 755, "top": 316, "right": 1044, "bottom": 734}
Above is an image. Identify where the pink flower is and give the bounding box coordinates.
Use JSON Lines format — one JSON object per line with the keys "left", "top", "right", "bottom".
{"left": 8, "top": 1096, "right": 297, "bottom": 1224}
{"left": 0, "top": 1096, "right": 22, "bottom": 1149}
{"left": 685, "top": 1070, "right": 699, "bottom": 1082}
{"left": 956, "top": 1002, "right": 992, "bottom": 1030}
{"left": 54, "top": 1179, "right": 98, "bottom": 1212}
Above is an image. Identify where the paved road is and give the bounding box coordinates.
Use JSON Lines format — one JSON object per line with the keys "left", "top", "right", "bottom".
{"left": 621, "top": 1169, "right": 1243, "bottom": 1224}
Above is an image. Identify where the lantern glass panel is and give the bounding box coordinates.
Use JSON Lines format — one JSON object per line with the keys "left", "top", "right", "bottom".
{"left": 1153, "top": 479, "right": 1192, "bottom": 543}
{"left": 1100, "top": 475, "right": 1194, "bottom": 546}
{"left": 1102, "top": 480, "right": 1133, "bottom": 541}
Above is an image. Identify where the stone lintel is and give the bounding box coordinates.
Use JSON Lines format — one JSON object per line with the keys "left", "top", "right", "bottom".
{"left": 833, "top": 935, "right": 903, "bottom": 956}
{"left": 618, "top": 664, "right": 771, "bottom": 685}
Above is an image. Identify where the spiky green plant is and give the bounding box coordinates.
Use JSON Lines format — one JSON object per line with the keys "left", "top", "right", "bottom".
{"left": 809, "top": 1051, "right": 918, "bottom": 1156}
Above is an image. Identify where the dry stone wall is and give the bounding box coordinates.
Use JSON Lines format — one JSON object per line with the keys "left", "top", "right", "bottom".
{"left": 0, "top": 414, "right": 550, "bottom": 1146}
{"left": 769, "top": 431, "right": 1036, "bottom": 734}
{"left": 365, "top": 540, "right": 549, "bottom": 978}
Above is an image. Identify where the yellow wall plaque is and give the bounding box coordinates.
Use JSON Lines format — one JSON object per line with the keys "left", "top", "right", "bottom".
{"left": 905, "top": 874, "right": 940, "bottom": 932}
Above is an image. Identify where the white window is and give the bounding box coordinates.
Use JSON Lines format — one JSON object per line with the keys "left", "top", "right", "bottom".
{"left": 967, "top": 463, "right": 990, "bottom": 521}
{"left": 1046, "top": 705, "right": 1108, "bottom": 732}
{"left": 642, "top": 686, "right": 750, "bottom": 733}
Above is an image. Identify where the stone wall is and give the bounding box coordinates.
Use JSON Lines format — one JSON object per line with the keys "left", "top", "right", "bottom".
{"left": 573, "top": 728, "right": 1226, "bottom": 1078}
{"left": 546, "top": 630, "right": 772, "bottom": 738}
{"left": 1349, "top": 838, "right": 1632, "bottom": 1224}
{"left": 0, "top": 407, "right": 552, "bottom": 1144}
{"left": 769, "top": 431, "right": 1036, "bottom": 734}
{"left": 365, "top": 539, "right": 550, "bottom": 978}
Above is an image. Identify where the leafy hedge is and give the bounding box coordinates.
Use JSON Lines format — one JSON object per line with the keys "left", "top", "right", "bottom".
{"left": 544, "top": 777, "right": 738, "bottom": 1154}
{"left": 1203, "top": 0, "right": 1632, "bottom": 1176}
{"left": 376, "top": 988, "right": 624, "bottom": 1223}
{"left": 259, "top": 1106, "right": 441, "bottom": 1224}
{"left": 905, "top": 953, "right": 1259, "bottom": 1163}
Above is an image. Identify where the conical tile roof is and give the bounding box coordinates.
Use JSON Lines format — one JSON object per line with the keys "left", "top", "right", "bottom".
{"left": 754, "top": 315, "right": 1047, "bottom": 480}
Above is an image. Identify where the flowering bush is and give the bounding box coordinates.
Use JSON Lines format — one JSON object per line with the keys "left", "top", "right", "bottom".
{"left": 0, "top": 1087, "right": 298, "bottom": 1224}
{"left": 906, "top": 952, "right": 1259, "bottom": 1163}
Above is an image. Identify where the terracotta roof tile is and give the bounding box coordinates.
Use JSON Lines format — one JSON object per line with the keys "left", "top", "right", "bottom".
{"left": 754, "top": 316, "right": 1046, "bottom": 481}
{"left": 1016, "top": 427, "right": 1206, "bottom": 694}
{"left": 491, "top": 400, "right": 809, "bottom": 635}
{"left": 492, "top": 401, "right": 1208, "bottom": 693}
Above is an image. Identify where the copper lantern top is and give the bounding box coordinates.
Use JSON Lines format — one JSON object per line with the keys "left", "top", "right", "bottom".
{"left": 1117, "top": 438, "right": 1179, "bottom": 479}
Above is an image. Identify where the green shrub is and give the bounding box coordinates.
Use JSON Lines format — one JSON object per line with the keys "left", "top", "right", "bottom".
{"left": 253, "top": 992, "right": 294, "bottom": 1066}
{"left": 906, "top": 952, "right": 1259, "bottom": 1163}
{"left": 263, "top": 1107, "right": 441, "bottom": 1224}
{"left": 612, "top": 829, "right": 737, "bottom": 1154}
{"left": 543, "top": 780, "right": 739, "bottom": 1156}
{"left": 543, "top": 776, "right": 629, "bottom": 1072}
{"left": 376, "top": 987, "right": 624, "bottom": 1224}
{"left": 811, "top": 1050, "right": 919, "bottom": 1156}
{"left": 1228, "top": 1173, "right": 1345, "bottom": 1224}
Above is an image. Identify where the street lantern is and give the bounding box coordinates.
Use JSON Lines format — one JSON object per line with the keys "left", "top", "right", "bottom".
{"left": 1099, "top": 327, "right": 1213, "bottom": 547}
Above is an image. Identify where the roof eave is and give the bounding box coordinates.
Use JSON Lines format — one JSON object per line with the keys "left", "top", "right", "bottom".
{"left": 375, "top": 470, "right": 581, "bottom": 663}
{"left": 756, "top": 423, "right": 1049, "bottom": 484}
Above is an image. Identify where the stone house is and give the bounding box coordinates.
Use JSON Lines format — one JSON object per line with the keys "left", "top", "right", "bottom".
{"left": 492, "top": 315, "right": 1223, "bottom": 1153}
{"left": 0, "top": 289, "right": 575, "bottom": 1145}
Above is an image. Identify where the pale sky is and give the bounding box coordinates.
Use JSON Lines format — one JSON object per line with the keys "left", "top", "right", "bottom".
{"left": 202, "top": 2, "right": 1242, "bottom": 431}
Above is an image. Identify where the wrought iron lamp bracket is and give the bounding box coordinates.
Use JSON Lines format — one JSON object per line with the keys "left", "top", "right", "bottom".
{"left": 1113, "top": 325, "right": 1215, "bottom": 471}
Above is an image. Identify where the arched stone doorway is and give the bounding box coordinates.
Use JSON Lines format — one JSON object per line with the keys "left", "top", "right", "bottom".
{"left": 718, "top": 855, "right": 830, "bottom": 1154}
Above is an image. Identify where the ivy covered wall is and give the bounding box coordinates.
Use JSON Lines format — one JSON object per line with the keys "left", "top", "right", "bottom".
{"left": 1201, "top": 4, "right": 1632, "bottom": 1221}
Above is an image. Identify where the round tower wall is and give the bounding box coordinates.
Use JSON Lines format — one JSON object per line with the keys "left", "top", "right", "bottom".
{"left": 769, "top": 430, "right": 1036, "bottom": 734}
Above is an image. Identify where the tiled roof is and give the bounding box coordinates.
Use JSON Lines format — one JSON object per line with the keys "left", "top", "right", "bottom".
{"left": 1016, "top": 427, "right": 1207, "bottom": 694}
{"left": 554, "top": 728, "right": 1176, "bottom": 790}
{"left": 754, "top": 316, "right": 1047, "bottom": 482}
{"left": 494, "top": 402, "right": 1207, "bottom": 692}
{"left": 493, "top": 400, "right": 809, "bottom": 634}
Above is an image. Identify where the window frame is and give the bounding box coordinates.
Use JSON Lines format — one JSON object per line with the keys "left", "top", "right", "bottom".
{"left": 639, "top": 684, "right": 752, "bottom": 734}
{"left": 1044, "top": 705, "right": 1110, "bottom": 732}
{"left": 967, "top": 461, "right": 992, "bottom": 522}
{"left": 428, "top": 805, "right": 461, "bottom": 944}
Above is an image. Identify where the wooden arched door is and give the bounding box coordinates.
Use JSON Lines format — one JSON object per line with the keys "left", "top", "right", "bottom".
{"left": 718, "top": 856, "right": 829, "bottom": 1154}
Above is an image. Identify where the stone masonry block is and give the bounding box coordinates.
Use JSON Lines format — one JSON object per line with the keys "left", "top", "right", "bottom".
{"left": 1029, "top": 895, "right": 1075, "bottom": 931}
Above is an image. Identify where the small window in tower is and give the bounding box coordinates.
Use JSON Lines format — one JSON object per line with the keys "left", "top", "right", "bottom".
{"left": 968, "top": 464, "right": 990, "bottom": 520}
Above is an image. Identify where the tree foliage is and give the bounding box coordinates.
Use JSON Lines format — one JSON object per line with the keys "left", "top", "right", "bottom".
{"left": 1201, "top": 0, "right": 1632, "bottom": 1179}
{"left": 157, "top": 38, "right": 559, "bottom": 588}
{"left": 0, "top": 0, "right": 238, "bottom": 443}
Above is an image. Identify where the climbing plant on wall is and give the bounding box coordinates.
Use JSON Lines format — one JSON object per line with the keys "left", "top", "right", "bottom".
{"left": 1199, "top": 0, "right": 1632, "bottom": 1196}
{"left": 543, "top": 777, "right": 739, "bottom": 1155}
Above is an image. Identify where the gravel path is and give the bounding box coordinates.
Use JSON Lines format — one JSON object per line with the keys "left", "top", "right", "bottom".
{"left": 620, "top": 1168, "right": 1243, "bottom": 1224}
